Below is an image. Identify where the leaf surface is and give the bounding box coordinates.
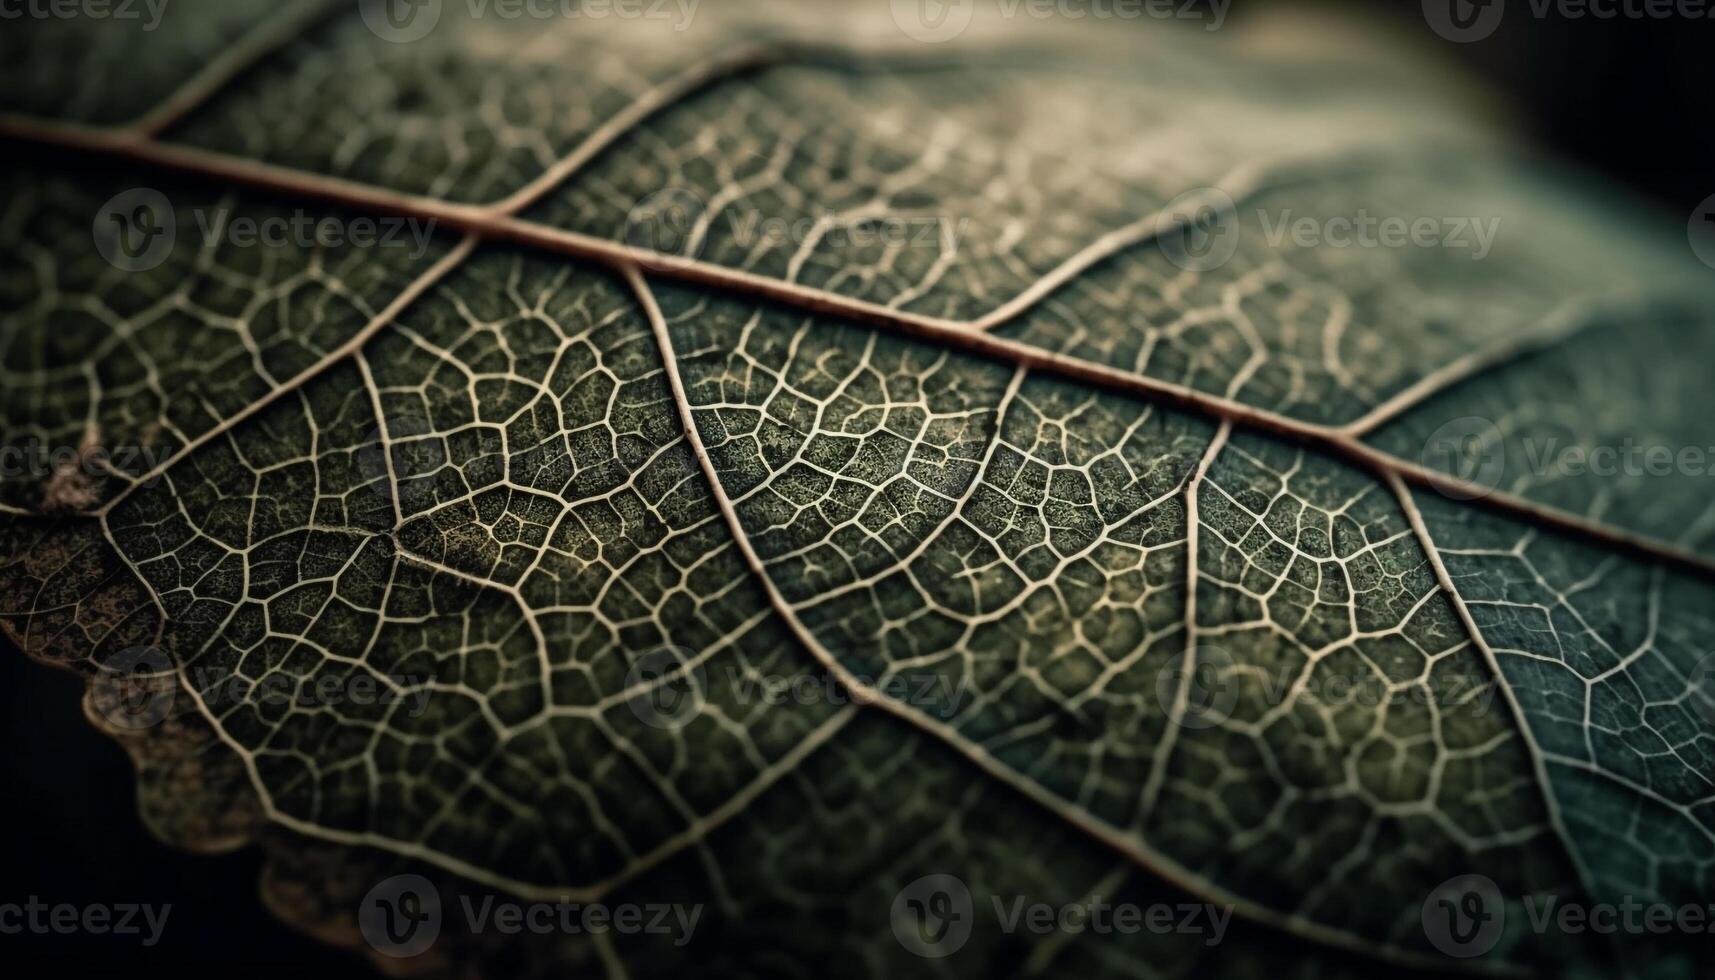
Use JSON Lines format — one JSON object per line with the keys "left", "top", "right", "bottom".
{"left": 1, "top": 3, "right": 1711, "bottom": 977}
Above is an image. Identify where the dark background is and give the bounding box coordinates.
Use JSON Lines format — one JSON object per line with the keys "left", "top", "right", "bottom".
{"left": 2, "top": 2, "right": 1709, "bottom": 977}
{"left": 1264, "top": 0, "right": 1715, "bottom": 222}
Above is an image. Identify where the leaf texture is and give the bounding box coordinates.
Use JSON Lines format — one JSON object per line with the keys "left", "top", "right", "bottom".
{"left": 1, "top": 2, "right": 1711, "bottom": 978}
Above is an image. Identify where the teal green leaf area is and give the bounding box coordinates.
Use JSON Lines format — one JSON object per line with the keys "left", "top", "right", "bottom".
{"left": 2, "top": 3, "right": 1711, "bottom": 977}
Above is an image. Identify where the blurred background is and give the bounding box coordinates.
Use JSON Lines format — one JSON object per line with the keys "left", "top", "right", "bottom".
{"left": 1243, "top": 0, "right": 1715, "bottom": 223}
{"left": 2, "top": 1, "right": 1709, "bottom": 976}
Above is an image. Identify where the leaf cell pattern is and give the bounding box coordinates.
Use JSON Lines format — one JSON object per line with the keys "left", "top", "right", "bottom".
{"left": 1, "top": 2, "right": 1712, "bottom": 978}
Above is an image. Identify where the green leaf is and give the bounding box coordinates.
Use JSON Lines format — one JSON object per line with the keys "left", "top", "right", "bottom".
{"left": 2, "top": 3, "right": 1711, "bottom": 977}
